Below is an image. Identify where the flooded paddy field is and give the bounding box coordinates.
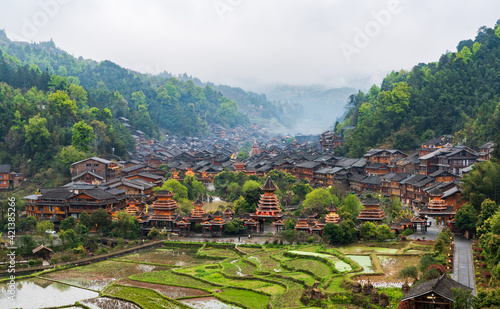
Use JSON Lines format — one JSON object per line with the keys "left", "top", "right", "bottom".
{"left": 180, "top": 296, "right": 241, "bottom": 309}
{"left": 0, "top": 278, "right": 98, "bottom": 309}
{"left": 119, "top": 247, "right": 210, "bottom": 266}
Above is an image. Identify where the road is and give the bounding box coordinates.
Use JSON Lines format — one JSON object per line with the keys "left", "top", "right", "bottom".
{"left": 453, "top": 235, "right": 476, "bottom": 294}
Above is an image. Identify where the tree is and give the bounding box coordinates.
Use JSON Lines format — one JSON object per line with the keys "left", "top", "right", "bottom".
{"left": 291, "top": 182, "right": 313, "bottom": 200}
{"left": 183, "top": 175, "right": 205, "bottom": 200}
{"left": 477, "top": 199, "right": 498, "bottom": 232}
{"left": 24, "top": 216, "right": 37, "bottom": 233}
{"left": 24, "top": 115, "right": 50, "bottom": 155}
{"left": 148, "top": 227, "right": 160, "bottom": 239}
{"left": 48, "top": 90, "right": 77, "bottom": 124}
{"left": 339, "top": 219, "right": 358, "bottom": 244}
{"left": 156, "top": 179, "right": 188, "bottom": 200}
{"left": 451, "top": 288, "right": 475, "bottom": 309}
{"left": 399, "top": 266, "right": 418, "bottom": 281}
{"left": 90, "top": 209, "right": 112, "bottom": 234}
{"left": 15, "top": 234, "right": 38, "bottom": 256}
{"left": 461, "top": 160, "right": 500, "bottom": 211}
{"left": 79, "top": 211, "right": 91, "bottom": 229}
{"left": 60, "top": 217, "right": 76, "bottom": 231}
{"left": 59, "top": 229, "right": 78, "bottom": 247}
{"left": 339, "top": 194, "right": 364, "bottom": 220}
{"left": 35, "top": 220, "right": 54, "bottom": 242}
{"left": 360, "top": 222, "right": 377, "bottom": 240}
{"left": 113, "top": 211, "right": 139, "bottom": 239}
{"left": 72, "top": 121, "right": 95, "bottom": 152}
{"left": 303, "top": 188, "right": 336, "bottom": 213}
{"left": 55, "top": 145, "right": 88, "bottom": 173}
{"left": 455, "top": 203, "right": 478, "bottom": 233}
{"left": 323, "top": 223, "right": 343, "bottom": 244}
{"left": 234, "top": 196, "right": 252, "bottom": 214}
{"left": 376, "top": 224, "right": 395, "bottom": 242}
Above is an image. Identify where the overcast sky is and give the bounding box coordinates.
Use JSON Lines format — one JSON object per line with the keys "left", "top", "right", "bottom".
{"left": 1, "top": 0, "right": 499, "bottom": 91}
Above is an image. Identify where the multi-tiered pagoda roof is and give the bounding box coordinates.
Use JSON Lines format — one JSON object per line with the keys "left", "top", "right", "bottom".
{"left": 357, "top": 198, "right": 386, "bottom": 222}
{"left": 252, "top": 176, "right": 283, "bottom": 220}
{"left": 149, "top": 190, "right": 179, "bottom": 221}
{"left": 325, "top": 202, "right": 341, "bottom": 224}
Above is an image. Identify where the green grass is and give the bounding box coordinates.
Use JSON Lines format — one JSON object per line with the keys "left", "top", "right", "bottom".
{"left": 279, "top": 271, "right": 316, "bottom": 286}
{"left": 324, "top": 276, "right": 348, "bottom": 293}
{"left": 129, "top": 270, "right": 219, "bottom": 291}
{"left": 199, "top": 248, "right": 239, "bottom": 259}
{"left": 103, "top": 284, "right": 186, "bottom": 309}
{"left": 286, "top": 259, "right": 331, "bottom": 279}
{"left": 216, "top": 288, "right": 270, "bottom": 309}
{"left": 269, "top": 277, "right": 306, "bottom": 308}
{"left": 222, "top": 260, "right": 256, "bottom": 276}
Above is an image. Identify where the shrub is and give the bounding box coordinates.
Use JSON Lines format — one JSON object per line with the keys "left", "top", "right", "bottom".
{"left": 50, "top": 258, "right": 59, "bottom": 264}
{"left": 73, "top": 245, "right": 86, "bottom": 254}
{"left": 28, "top": 259, "right": 35, "bottom": 266}
{"left": 95, "top": 247, "right": 109, "bottom": 255}
{"left": 401, "top": 236, "right": 407, "bottom": 241}
{"left": 307, "top": 236, "right": 314, "bottom": 243}
{"left": 60, "top": 254, "right": 71, "bottom": 262}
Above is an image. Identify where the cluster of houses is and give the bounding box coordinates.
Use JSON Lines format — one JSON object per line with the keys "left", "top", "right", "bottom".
{"left": 21, "top": 123, "right": 495, "bottom": 237}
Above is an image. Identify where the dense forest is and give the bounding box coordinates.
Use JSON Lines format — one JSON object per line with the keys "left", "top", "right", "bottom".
{"left": 337, "top": 21, "right": 500, "bottom": 157}
{"left": 0, "top": 54, "right": 136, "bottom": 183}
{"left": 0, "top": 30, "right": 249, "bottom": 138}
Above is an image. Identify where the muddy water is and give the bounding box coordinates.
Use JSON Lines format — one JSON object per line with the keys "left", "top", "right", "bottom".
{"left": 180, "top": 296, "right": 241, "bottom": 309}
{"left": 82, "top": 297, "right": 140, "bottom": 309}
{"left": 347, "top": 255, "right": 374, "bottom": 273}
{"left": 0, "top": 278, "right": 98, "bottom": 309}
{"left": 338, "top": 246, "right": 399, "bottom": 254}
{"left": 118, "top": 278, "right": 210, "bottom": 298}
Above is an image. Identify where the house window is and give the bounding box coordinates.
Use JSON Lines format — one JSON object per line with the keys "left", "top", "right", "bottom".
{"left": 49, "top": 206, "right": 55, "bottom": 212}
{"left": 72, "top": 214, "right": 78, "bottom": 219}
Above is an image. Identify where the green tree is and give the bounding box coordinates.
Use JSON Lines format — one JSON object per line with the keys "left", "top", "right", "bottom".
{"left": 60, "top": 217, "right": 76, "bottom": 231}
{"left": 148, "top": 227, "right": 160, "bottom": 239}
{"left": 156, "top": 179, "right": 188, "bottom": 200}
{"left": 59, "top": 229, "right": 78, "bottom": 247}
{"left": 455, "top": 203, "right": 478, "bottom": 233}
{"left": 113, "top": 211, "right": 139, "bottom": 239}
{"left": 303, "top": 188, "right": 337, "bottom": 213}
{"left": 461, "top": 160, "right": 500, "bottom": 211}
{"left": 376, "top": 224, "right": 394, "bottom": 242}
{"left": 55, "top": 145, "right": 88, "bottom": 173}
{"left": 399, "top": 266, "right": 418, "bottom": 281}
{"left": 291, "top": 182, "right": 313, "bottom": 200}
{"left": 79, "top": 211, "right": 91, "bottom": 229}
{"left": 72, "top": 121, "right": 95, "bottom": 152}
{"left": 451, "top": 288, "right": 475, "bottom": 309}
{"left": 90, "top": 209, "right": 112, "bottom": 234}
{"left": 15, "top": 234, "right": 38, "bottom": 256}
{"left": 339, "top": 194, "right": 364, "bottom": 220}
{"left": 24, "top": 115, "right": 50, "bottom": 155}
{"left": 35, "top": 220, "right": 54, "bottom": 242}
{"left": 360, "top": 222, "right": 377, "bottom": 240}
{"left": 183, "top": 175, "right": 205, "bottom": 200}
{"left": 323, "top": 223, "right": 343, "bottom": 244}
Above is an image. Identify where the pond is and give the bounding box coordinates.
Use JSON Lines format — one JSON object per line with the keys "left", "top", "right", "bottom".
{"left": 0, "top": 278, "right": 98, "bottom": 309}
{"left": 81, "top": 297, "right": 140, "bottom": 309}
{"left": 288, "top": 250, "right": 352, "bottom": 272}
{"left": 338, "top": 246, "right": 399, "bottom": 254}
{"left": 180, "top": 296, "right": 241, "bottom": 309}
{"left": 346, "top": 255, "right": 374, "bottom": 273}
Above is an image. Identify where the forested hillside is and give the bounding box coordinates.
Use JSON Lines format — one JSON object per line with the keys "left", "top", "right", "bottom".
{"left": 0, "top": 55, "right": 135, "bottom": 183}
{"left": 337, "top": 21, "right": 500, "bottom": 157}
{"left": 0, "top": 30, "right": 249, "bottom": 138}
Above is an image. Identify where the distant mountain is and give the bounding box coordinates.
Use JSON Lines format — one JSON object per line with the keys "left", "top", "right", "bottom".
{"left": 337, "top": 21, "right": 500, "bottom": 157}
{"left": 262, "top": 85, "right": 357, "bottom": 134}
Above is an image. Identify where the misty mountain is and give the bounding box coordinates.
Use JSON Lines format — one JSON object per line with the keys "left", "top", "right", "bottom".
{"left": 262, "top": 85, "right": 357, "bottom": 134}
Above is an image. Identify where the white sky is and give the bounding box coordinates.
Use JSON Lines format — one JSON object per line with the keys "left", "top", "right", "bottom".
{"left": 1, "top": 0, "right": 499, "bottom": 91}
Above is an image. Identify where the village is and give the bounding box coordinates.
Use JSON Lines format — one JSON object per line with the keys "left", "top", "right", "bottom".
{"left": 0, "top": 117, "right": 493, "bottom": 308}
{"left": 20, "top": 117, "right": 495, "bottom": 239}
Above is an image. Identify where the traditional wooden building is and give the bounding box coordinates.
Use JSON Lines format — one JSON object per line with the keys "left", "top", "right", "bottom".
{"left": 418, "top": 188, "right": 456, "bottom": 226}
{"left": 251, "top": 176, "right": 283, "bottom": 233}
{"left": 357, "top": 198, "right": 386, "bottom": 224}
{"left": 201, "top": 211, "right": 226, "bottom": 237}
{"left": 180, "top": 198, "right": 211, "bottom": 235}
{"left": 0, "top": 164, "right": 11, "bottom": 190}
{"left": 400, "top": 275, "right": 471, "bottom": 309}
{"left": 70, "top": 157, "right": 119, "bottom": 182}
{"left": 325, "top": 202, "right": 341, "bottom": 224}
{"left": 141, "top": 190, "right": 179, "bottom": 233}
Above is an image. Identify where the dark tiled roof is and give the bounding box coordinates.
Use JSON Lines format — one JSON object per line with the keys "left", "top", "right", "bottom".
{"left": 401, "top": 275, "right": 471, "bottom": 302}
{"left": 261, "top": 176, "right": 277, "bottom": 191}
{"left": 0, "top": 164, "right": 11, "bottom": 173}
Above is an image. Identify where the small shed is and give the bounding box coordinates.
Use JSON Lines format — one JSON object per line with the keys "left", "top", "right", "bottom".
{"left": 400, "top": 275, "right": 472, "bottom": 309}
{"left": 32, "top": 245, "right": 53, "bottom": 260}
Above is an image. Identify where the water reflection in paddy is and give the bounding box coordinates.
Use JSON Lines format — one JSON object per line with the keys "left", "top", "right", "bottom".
{"left": 0, "top": 278, "right": 98, "bottom": 309}
{"left": 82, "top": 297, "right": 140, "bottom": 309}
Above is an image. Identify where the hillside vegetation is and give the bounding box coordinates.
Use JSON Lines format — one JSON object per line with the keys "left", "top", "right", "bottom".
{"left": 337, "top": 21, "right": 500, "bottom": 157}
